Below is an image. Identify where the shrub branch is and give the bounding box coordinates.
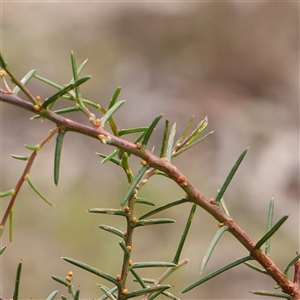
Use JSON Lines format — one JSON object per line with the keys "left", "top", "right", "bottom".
{"left": 0, "top": 90, "right": 299, "bottom": 299}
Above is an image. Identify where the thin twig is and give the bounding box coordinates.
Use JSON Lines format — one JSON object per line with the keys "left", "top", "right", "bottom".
{"left": 1, "top": 92, "right": 299, "bottom": 299}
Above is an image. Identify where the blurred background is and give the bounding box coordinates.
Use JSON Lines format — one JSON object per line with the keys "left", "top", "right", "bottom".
{"left": 0, "top": 1, "right": 299, "bottom": 299}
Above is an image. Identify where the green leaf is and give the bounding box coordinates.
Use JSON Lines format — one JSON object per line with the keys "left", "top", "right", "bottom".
{"left": 46, "top": 290, "right": 58, "bottom": 300}
{"left": 175, "top": 115, "right": 194, "bottom": 146}
{"left": 54, "top": 130, "right": 66, "bottom": 186}
{"left": 130, "top": 269, "right": 147, "bottom": 288}
{"left": 165, "top": 123, "right": 176, "bottom": 162}
{"left": 255, "top": 215, "right": 289, "bottom": 249}
{"left": 173, "top": 116, "right": 208, "bottom": 154}
{"left": 244, "top": 262, "right": 268, "bottom": 274}
{"left": 0, "top": 189, "right": 15, "bottom": 197}
{"left": 41, "top": 76, "right": 91, "bottom": 109}
{"left": 0, "top": 51, "right": 8, "bottom": 68}
{"left": 130, "top": 262, "right": 176, "bottom": 269}
{"left": 101, "top": 100, "right": 126, "bottom": 128}
{"left": 135, "top": 197, "right": 155, "bottom": 206}
{"left": 124, "top": 285, "right": 171, "bottom": 299}
{"left": 25, "top": 175, "right": 55, "bottom": 207}
{"left": 219, "top": 196, "right": 231, "bottom": 216}
{"left": 62, "top": 257, "right": 118, "bottom": 286}
{"left": 74, "top": 288, "right": 80, "bottom": 300}
{"left": 98, "top": 284, "right": 117, "bottom": 300}
{"left": 13, "top": 261, "right": 22, "bottom": 300}
{"left": 119, "top": 241, "right": 131, "bottom": 256}
{"left": 24, "top": 143, "right": 40, "bottom": 151}
{"left": 96, "top": 153, "right": 120, "bottom": 166}
{"left": 265, "top": 196, "right": 274, "bottom": 255}
{"left": 70, "top": 51, "right": 81, "bottom": 99}
{"left": 119, "top": 127, "right": 148, "bottom": 136}
{"left": 88, "top": 208, "right": 126, "bottom": 217}
{"left": 182, "top": 255, "right": 252, "bottom": 293}
{"left": 34, "top": 74, "right": 64, "bottom": 89}
{"left": 69, "top": 56, "right": 88, "bottom": 85}
{"left": 159, "top": 119, "right": 169, "bottom": 158}
{"left": 31, "top": 106, "right": 80, "bottom": 119}
{"left": 155, "top": 258, "right": 189, "bottom": 285}
{"left": 134, "top": 218, "right": 176, "bottom": 228}
{"left": 100, "top": 149, "right": 119, "bottom": 164}
{"left": 141, "top": 114, "right": 163, "bottom": 147}
{"left": 215, "top": 147, "right": 249, "bottom": 205}
{"left": 173, "top": 203, "right": 196, "bottom": 264}
{"left": 148, "top": 290, "right": 180, "bottom": 300}
{"left": 172, "top": 131, "right": 214, "bottom": 158}
{"left": 200, "top": 225, "right": 228, "bottom": 273}
{"left": 99, "top": 225, "right": 125, "bottom": 239}
{"left": 109, "top": 86, "right": 122, "bottom": 109}
{"left": 52, "top": 275, "right": 71, "bottom": 287}
{"left": 283, "top": 252, "right": 300, "bottom": 277}
{"left": 12, "top": 69, "right": 36, "bottom": 95}
{"left": 250, "top": 290, "right": 292, "bottom": 299}
{"left": 121, "top": 165, "right": 150, "bottom": 206}
{"left": 0, "top": 244, "right": 7, "bottom": 255}
{"left": 11, "top": 154, "right": 29, "bottom": 161}
{"left": 139, "top": 198, "right": 186, "bottom": 219}
{"left": 61, "top": 296, "right": 67, "bottom": 300}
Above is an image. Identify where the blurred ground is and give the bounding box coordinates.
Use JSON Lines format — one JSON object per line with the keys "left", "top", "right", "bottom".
{"left": 0, "top": 2, "right": 299, "bottom": 299}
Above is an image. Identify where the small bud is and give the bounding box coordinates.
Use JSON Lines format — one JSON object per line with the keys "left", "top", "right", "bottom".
{"left": 140, "top": 160, "right": 147, "bottom": 166}
{"left": 124, "top": 206, "right": 130, "bottom": 214}
{"left": 131, "top": 217, "right": 137, "bottom": 223}
{"left": 33, "top": 104, "right": 40, "bottom": 112}
{"left": 177, "top": 176, "right": 187, "bottom": 186}
{"left": 95, "top": 118, "right": 101, "bottom": 128}
{"left": 67, "top": 271, "right": 73, "bottom": 277}
{"left": 210, "top": 199, "right": 216, "bottom": 205}
{"left": 116, "top": 274, "right": 121, "bottom": 281}
{"left": 36, "top": 96, "right": 42, "bottom": 105}
{"left": 129, "top": 260, "right": 133, "bottom": 266}
{"left": 136, "top": 142, "right": 142, "bottom": 149}
{"left": 127, "top": 245, "right": 132, "bottom": 252}
{"left": 122, "top": 288, "right": 128, "bottom": 295}
{"left": 65, "top": 275, "right": 71, "bottom": 282}
{"left": 218, "top": 222, "right": 225, "bottom": 227}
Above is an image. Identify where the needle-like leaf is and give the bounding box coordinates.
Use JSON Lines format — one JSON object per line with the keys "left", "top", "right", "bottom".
{"left": 173, "top": 203, "right": 196, "bottom": 264}
{"left": 139, "top": 198, "right": 186, "bottom": 219}
{"left": 250, "top": 290, "right": 292, "bottom": 299}
{"left": 265, "top": 196, "right": 274, "bottom": 255}
{"left": 13, "top": 261, "right": 22, "bottom": 300}
{"left": 26, "top": 175, "right": 55, "bottom": 206}
{"left": 141, "top": 114, "right": 163, "bottom": 147}
{"left": 255, "top": 215, "right": 289, "bottom": 250}
{"left": 42, "top": 76, "right": 91, "bottom": 109}
{"left": 109, "top": 86, "right": 122, "bottom": 109}
{"left": 101, "top": 100, "right": 126, "bottom": 128}
{"left": 160, "top": 119, "right": 169, "bottom": 158}
{"left": 182, "top": 256, "right": 252, "bottom": 293}
{"left": 121, "top": 165, "right": 149, "bottom": 206}
{"left": 46, "top": 290, "right": 58, "bottom": 300}
{"left": 200, "top": 225, "right": 228, "bottom": 273}
{"left": 165, "top": 123, "right": 176, "bottom": 162}
{"left": 12, "top": 69, "right": 36, "bottom": 95}
{"left": 62, "top": 257, "right": 118, "bottom": 286}
{"left": 215, "top": 147, "right": 249, "bottom": 205}
{"left": 54, "top": 130, "right": 66, "bottom": 186}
